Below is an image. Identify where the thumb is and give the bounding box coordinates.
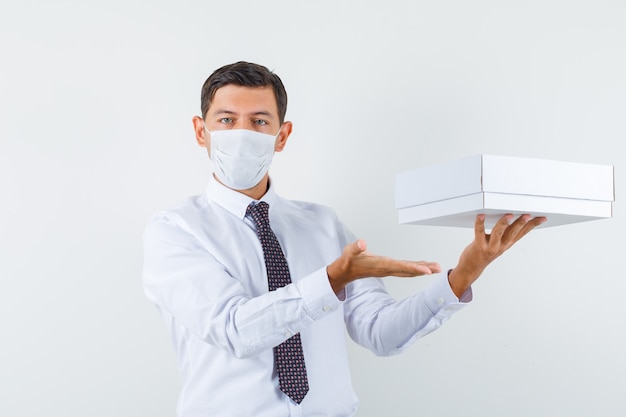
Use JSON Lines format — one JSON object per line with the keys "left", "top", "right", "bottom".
{"left": 352, "top": 239, "right": 367, "bottom": 254}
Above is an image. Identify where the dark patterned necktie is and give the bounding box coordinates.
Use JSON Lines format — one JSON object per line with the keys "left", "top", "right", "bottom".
{"left": 246, "top": 201, "right": 309, "bottom": 404}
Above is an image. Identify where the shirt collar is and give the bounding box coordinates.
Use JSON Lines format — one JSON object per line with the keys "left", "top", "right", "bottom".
{"left": 205, "top": 176, "right": 278, "bottom": 220}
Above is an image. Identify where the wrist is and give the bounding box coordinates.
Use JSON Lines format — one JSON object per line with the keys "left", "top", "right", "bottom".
{"left": 326, "top": 264, "right": 348, "bottom": 295}
{"left": 448, "top": 267, "right": 481, "bottom": 298}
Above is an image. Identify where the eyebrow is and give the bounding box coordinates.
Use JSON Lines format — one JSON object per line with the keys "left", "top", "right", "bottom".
{"left": 212, "top": 109, "right": 276, "bottom": 119}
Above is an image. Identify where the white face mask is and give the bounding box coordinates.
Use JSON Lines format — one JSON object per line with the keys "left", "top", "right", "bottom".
{"left": 205, "top": 127, "right": 278, "bottom": 190}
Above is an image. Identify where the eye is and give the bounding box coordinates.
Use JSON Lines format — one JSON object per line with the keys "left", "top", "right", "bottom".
{"left": 254, "top": 119, "right": 268, "bottom": 126}
{"left": 219, "top": 117, "right": 233, "bottom": 124}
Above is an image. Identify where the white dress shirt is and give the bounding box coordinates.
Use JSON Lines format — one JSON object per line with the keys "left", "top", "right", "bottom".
{"left": 143, "top": 177, "right": 471, "bottom": 417}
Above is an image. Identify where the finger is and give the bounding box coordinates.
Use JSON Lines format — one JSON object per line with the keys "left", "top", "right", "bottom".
{"left": 490, "top": 213, "right": 513, "bottom": 243}
{"left": 404, "top": 260, "right": 441, "bottom": 276}
{"left": 474, "top": 214, "right": 486, "bottom": 240}
{"left": 421, "top": 261, "right": 442, "bottom": 274}
{"left": 514, "top": 216, "right": 547, "bottom": 241}
{"left": 388, "top": 260, "right": 440, "bottom": 277}
{"left": 505, "top": 214, "right": 532, "bottom": 241}
{"left": 345, "top": 239, "right": 367, "bottom": 256}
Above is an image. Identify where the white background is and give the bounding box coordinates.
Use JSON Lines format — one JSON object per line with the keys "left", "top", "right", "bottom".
{"left": 1, "top": 1, "right": 624, "bottom": 416}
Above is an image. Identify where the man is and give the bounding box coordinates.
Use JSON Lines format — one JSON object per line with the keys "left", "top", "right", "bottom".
{"left": 143, "top": 61, "right": 546, "bottom": 417}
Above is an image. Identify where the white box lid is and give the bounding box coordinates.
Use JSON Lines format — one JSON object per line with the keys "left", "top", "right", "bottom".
{"left": 396, "top": 154, "right": 614, "bottom": 209}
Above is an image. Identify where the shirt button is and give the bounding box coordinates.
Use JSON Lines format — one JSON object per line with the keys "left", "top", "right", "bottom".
{"left": 322, "top": 305, "right": 332, "bottom": 312}
{"left": 284, "top": 332, "right": 291, "bottom": 338}
{"left": 436, "top": 297, "right": 445, "bottom": 305}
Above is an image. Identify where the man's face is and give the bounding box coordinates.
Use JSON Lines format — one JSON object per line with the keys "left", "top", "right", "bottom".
{"left": 193, "top": 84, "right": 291, "bottom": 154}
{"left": 191, "top": 83, "right": 293, "bottom": 197}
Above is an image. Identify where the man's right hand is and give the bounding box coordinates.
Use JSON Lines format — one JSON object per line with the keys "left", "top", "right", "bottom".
{"left": 326, "top": 239, "right": 441, "bottom": 294}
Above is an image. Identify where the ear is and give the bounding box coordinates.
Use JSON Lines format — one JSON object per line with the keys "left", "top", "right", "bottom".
{"left": 192, "top": 116, "right": 208, "bottom": 147}
{"left": 274, "top": 121, "right": 293, "bottom": 152}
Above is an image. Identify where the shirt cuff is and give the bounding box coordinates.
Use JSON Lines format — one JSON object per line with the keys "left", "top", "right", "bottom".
{"left": 296, "top": 266, "right": 344, "bottom": 321}
{"left": 422, "top": 274, "right": 472, "bottom": 315}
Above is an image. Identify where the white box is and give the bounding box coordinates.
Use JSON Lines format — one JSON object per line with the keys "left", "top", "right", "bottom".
{"left": 396, "top": 154, "right": 614, "bottom": 229}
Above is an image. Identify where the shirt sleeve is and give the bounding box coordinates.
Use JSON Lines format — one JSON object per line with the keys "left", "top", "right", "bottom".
{"left": 336, "top": 219, "right": 472, "bottom": 357}
{"left": 343, "top": 275, "right": 471, "bottom": 356}
{"left": 142, "top": 212, "right": 341, "bottom": 359}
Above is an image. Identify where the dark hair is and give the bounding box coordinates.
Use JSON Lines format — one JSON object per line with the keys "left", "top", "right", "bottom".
{"left": 200, "top": 61, "right": 288, "bottom": 123}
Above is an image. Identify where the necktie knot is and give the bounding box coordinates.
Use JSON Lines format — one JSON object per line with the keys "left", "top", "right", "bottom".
{"left": 246, "top": 201, "right": 271, "bottom": 231}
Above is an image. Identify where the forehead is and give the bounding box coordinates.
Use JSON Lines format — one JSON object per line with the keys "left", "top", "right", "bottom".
{"left": 210, "top": 85, "right": 278, "bottom": 117}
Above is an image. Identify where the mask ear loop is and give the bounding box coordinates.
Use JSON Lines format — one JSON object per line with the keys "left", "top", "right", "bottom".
{"left": 274, "top": 123, "right": 285, "bottom": 141}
